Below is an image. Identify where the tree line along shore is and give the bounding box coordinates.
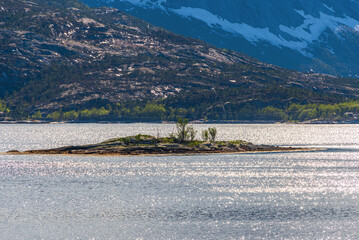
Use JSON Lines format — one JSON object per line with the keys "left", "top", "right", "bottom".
{"left": 1, "top": 100, "right": 359, "bottom": 123}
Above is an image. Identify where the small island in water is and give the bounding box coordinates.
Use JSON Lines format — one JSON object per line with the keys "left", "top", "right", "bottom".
{"left": 6, "top": 134, "right": 303, "bottom": 156}
{"left": 6, "top": 120, "right": 307, "bottom": 156}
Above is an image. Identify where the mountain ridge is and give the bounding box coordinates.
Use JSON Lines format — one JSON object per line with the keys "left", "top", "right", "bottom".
{"left": 84, "top": 0, "right": 359, "bottom": 77}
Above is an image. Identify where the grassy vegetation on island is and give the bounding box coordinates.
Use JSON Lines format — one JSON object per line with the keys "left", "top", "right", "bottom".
{"left": 7, "top": 119, "right": 304, "bottom": 156}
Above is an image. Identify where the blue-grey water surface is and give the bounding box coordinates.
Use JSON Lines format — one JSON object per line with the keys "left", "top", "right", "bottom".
{"left": 0, "top": 124, "right": 358, "bottom": 239}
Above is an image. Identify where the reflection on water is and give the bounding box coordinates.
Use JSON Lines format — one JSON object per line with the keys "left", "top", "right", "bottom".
{"left": 0, "top": 124, "right": 359, "bottom": 239}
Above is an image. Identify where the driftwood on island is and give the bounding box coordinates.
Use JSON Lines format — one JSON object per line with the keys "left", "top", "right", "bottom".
{"left": 6, "top": 135, "right": 304, "bottom": 156}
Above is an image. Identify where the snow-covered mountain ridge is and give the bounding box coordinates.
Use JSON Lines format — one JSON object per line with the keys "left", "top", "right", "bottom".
{"left": 83, "top": 0, "right": 359, "bottom": 77}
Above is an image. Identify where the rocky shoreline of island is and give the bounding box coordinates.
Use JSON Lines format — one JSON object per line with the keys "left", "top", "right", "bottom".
{"left": 6, "top": 134, "right": 312, "bottom": 157}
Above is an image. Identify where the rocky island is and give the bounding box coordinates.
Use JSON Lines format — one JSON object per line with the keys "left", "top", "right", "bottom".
{"left": 7, "top": 134, "right": 305, "bottom": 156}
{"left": 6, "top": 121, "right": 308, "bottom": 156}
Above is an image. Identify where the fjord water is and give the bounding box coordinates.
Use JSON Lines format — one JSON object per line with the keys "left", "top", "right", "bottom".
{"left": 0, "top": 124, "right": 358, "bottom": 239}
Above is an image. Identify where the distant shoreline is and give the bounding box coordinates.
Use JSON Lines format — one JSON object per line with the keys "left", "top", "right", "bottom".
{"left": 0, "top": 120, "right": 358, "bottom": 124}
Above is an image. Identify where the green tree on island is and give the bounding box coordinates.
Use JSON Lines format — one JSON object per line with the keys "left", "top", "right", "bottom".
{"left": 208, "top": 127, "right": 217, "bottom": 142}
{"left": 174, "top": 118, "right": 198, "bottom": 143}
{"left": 202, "top": 129, "right": 209, "bottom": 141}
{"left": 175, "top": 118, "right": 189, "bottom": 142}
{"left": 202, "top": 127, "right": 217, "bottom": 142}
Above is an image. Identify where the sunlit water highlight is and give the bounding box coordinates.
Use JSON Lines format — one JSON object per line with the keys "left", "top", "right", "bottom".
{"left": 0, "top": 124, "right": 358, "bottom": 239}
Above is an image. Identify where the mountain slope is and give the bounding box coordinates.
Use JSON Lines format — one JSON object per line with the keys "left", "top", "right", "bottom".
{"left": 0, "top": 0, "right": 359, "bottom": 121}
{"left": 84, "top": 0, "right": 359, "bottom": 77}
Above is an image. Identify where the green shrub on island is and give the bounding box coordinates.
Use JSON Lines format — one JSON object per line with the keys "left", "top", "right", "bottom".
{"left": 188, "top": 126, "right": 197, "bottom": 142}
{"left": 202, "top": 127, "right": 218, "bottom": 142}
{"left": 188, "top": 141, "right": 203, "bottom": 147}
{"left": 135, "top": 134, "right": 142, "bottom": 143}
{"left": 202, "top": 129, "right": 209, "bottom": 141}
{"left": 208, "top": 127, "right": 217, "bottom": 142}
{"left": 102, "top": 134, "right": 161, "bottom": 146}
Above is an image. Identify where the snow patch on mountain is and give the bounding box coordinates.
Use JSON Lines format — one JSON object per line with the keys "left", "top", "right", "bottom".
{"left": 113, "top": 0, "right": 359, "bottom": 56}
{"left": 323, "top": 3, "right": 335, "bottom": 13}
{"left": 280, "top": 10, "right": 359, "bottom": 41}
{"left": 116, "top": 0, "right": 167, "bottom": 9}
{"left": 172, "top": 7, "right": 309, "bottom": 55}
{"left": 172, "top": 7, "right": 359, "bottom": 56}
